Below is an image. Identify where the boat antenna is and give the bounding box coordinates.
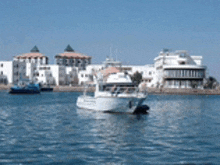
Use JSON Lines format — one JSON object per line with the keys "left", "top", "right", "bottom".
{"left": 110, "top": 47, "right": 112, "bottom": 59}
{"left": 116, "top": 49, "right": 118, "bottom": 61}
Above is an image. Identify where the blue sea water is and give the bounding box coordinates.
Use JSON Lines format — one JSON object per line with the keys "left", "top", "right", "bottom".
{"left": 0, "top": 91, "right": 220, "bottom": 164}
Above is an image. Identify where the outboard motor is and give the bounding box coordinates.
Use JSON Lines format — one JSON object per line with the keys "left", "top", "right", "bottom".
{"left": 133, "top": 105, "right": 150, "bottom": 114}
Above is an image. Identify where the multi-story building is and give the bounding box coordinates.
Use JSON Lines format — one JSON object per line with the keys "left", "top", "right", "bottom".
{"left": 77, "top": 57, "right": 156, "bottom": 85}
{"left": 12, "top": 46, "right": 49, "bottom": 84}
{"left": 33, "top": 65, "right": 66, "bottom": 86}
{"left": 77, "top": 57, "right": 121, "bottom": 85}
{"left": 13, "top": 46, "right": 49, "bottom": 65}
{"left": 0, "top": 60, "right": 34, "bottom": 85}
{"left": 0, "top": 47, "right": 209, "bottom": 89}
{"left": 12, "top": 60, "right": 27, "bottom": 84}
{"left": 122, "top": 64, "right": 156, "bottom": 86}
{"left": 55, "top": 45, "right": 91, "bottom": 70}
{"left": 0, "top": 61, "right": 13, "bottom": 84}
{"left": 153, "top": 49, "right": 206, "bottom": 89}
{"left": 65, "top": 67, "right": 79, "bottom": 85}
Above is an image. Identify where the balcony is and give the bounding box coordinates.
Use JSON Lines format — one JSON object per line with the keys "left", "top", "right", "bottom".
{"left": 164, "top": 74, "right": 204, "bottom": 79}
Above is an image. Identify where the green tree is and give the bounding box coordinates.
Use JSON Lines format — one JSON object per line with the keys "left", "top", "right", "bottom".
{"left": 204, "top": 76, "right": 219, "bottom": 89}
{"left": 191, "top": 80, "right": 199, "bottom": 89}
{"left": 131, "top": 71, "right": 142, "bottom": 85}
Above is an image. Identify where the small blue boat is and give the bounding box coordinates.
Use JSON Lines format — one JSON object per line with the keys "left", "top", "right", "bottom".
{"left": 9, "top": 82, "right": 41, "bottom": 94}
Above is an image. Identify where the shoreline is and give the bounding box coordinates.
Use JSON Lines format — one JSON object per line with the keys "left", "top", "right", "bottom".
{"left": 1, "top": 85, "right": 220, "bottom": 95}
{"left": 147, "top": 88, "right": 220, "bottom": 95}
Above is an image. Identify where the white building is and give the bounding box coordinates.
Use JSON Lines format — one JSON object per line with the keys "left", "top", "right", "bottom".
{"left": 65, "top": 66, "right": 79, "bottom": 85}
{"left": 78, "top": 50, "right": 207, "bottom": 89}
{"left": 77, "top": 57, "right": 121, "bottom": 85}
{"left": 0, "top": 47, "right": 208, "bottom": 89}
{"left": 12, "top": 46, "right": 49, "bottom": 84}
{"left": 0, "top": 61, "right": 13, "bottom": 84}
{"left": 153, "top": 49, "right": 206, "bottom": 89}
{"left": 12, "top": 60, "right": 28, "bottom": 84}
{"left": 55, "top": 45, "right": 91, "bottom": 70}
{"left": 78, "top": 70, "right": 94, "bottom": 85}
{"left": 0, "top": 60, "right": 36, "bottom": 85}
{"left": 77, "top": 57, "right": 155, "bottom": 86}
{"left": 121, "top": 64, "right": 156, "bottom": 87}
{"left": 13, "top": 46, "right": 49, "bottom": 65}
{"left": 33, "top": 65, "right": 66, "bottom": 86}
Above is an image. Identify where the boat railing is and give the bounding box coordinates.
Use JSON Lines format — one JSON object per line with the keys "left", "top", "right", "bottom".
{"left": 104, "top": 86, "right": 143, "bottom": 95}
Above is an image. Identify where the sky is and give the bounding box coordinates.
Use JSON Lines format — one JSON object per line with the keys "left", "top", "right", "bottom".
{"left": 0, "top": 0, "right": 220, "bottom": 80}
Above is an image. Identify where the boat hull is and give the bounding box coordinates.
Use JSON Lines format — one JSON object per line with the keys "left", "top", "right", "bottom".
{"left": 76, "top": 95, "right": 146, "bottom": 113}
{"left": 41, "top": 87, "right": 53, "bottom": 92}
{"left": 9, "top": 84, "right": 41, "bottom": 94}
{"left": 9, "top": 88, "right": 40, "bottom": 94}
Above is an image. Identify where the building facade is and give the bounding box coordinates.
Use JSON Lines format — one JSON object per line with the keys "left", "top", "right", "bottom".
{"left": 33, "top": 65, "right": 66, "bottom": 86}
{"left": 12, "top": 46, "right": 49, "bottom": 84}
{"left": 0, "top": 47, "right": 209, "bottom": 89}
{"left": 13, "top": 46, "right": 49, "bottom": 65}
{"left": 0, "top": 61, "right": 13, "bottom": 84}
{"left": 77, "top": 57, "right": 156, "bottom": 86}
{"left": 55, "top": 45, "right": 91, "bottom": 70}
{"left": 153, "top": 49, "right": 206, "bottom": 89}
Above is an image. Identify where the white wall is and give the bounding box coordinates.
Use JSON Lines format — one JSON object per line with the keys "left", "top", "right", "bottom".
{"left": 0, "top": 61, "right": 13, "bottom": 84}
{"left": 191, "top": 56, "right": 203, "bottom": 65}
{"left": 78, "top": 70, "right": 93, "bottom": 85}
{"left": 34, "top": 65, "right": 66, "bottom": 86}
{"left": 153, "top": 50, "right": 206, "bottom": 88}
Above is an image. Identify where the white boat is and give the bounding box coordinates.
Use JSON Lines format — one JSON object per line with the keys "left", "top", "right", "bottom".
{"left": 76, "top": 72, "right": 147, "bottom": 113}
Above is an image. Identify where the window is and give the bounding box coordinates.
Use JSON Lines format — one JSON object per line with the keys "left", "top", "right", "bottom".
{"left": 1, "top": 71, "right": 3, "bottom": 75}
{"left": 169, "top": 80, "right": 172, "bottom": 85}
{"left": 0, "top": 64, "right": 3, "bottom": 67}
{"left": 198, "top": 70, "right": 204, "bottom": 78}
{"left": 14, "top": 72, "right": 19, "bottom": 76}
{"left": 179, "top": 53, "right": 186, "bottom": 57}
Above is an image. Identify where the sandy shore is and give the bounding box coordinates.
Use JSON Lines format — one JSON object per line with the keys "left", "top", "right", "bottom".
{"left": 1, "top": 84, "right": 220, "bottom": 95}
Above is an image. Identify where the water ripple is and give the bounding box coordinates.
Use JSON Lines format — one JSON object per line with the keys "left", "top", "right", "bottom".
{"left": 0, "top": 93, "right": 220, "bottom": 164}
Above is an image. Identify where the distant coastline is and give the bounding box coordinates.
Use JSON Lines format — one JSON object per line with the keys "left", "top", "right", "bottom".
{"left": 1, "top": 84, "right": 220, "bottom": 95}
